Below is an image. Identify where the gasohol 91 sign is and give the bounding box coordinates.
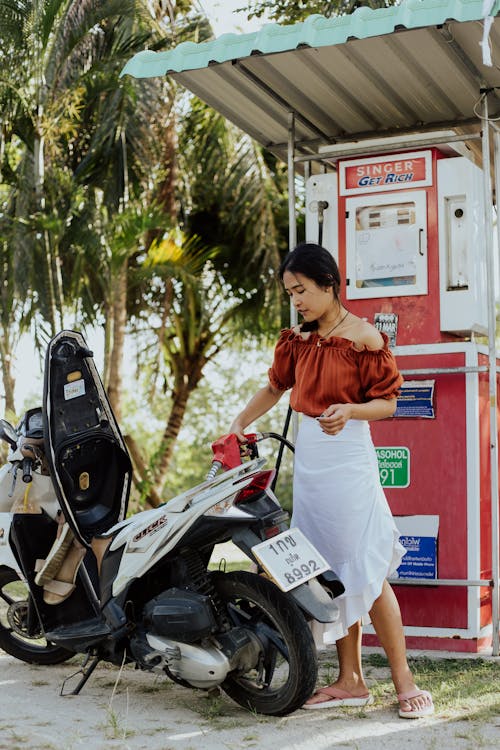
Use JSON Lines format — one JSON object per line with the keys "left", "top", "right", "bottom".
{"left": 376, "top": 446, "right": 410, "bottom": 488}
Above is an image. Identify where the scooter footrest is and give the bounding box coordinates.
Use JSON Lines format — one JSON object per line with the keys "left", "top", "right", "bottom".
{"left": 45, "top": 617, "right": 112, "bottom": 646}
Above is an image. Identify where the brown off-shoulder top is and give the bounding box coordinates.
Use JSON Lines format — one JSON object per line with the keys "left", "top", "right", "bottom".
{"left": 268, "top": 328, "right": 403, "bottom": 417}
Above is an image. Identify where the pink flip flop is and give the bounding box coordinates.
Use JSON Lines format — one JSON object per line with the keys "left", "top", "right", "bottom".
{"left": 397, "top": 689, "right": 434, "bottom": 718}
{"left": 303, "top": 686, "right": 373, "bottom": 710}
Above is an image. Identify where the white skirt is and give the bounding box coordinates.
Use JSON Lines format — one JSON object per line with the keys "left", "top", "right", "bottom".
{"left": 291, "top": 415, "right": 406, "bottom": 645}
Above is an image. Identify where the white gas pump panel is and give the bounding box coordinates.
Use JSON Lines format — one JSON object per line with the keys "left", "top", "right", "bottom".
{"left": 305, "top": 153, "right": 488, "bottom": 338}
{"left": 305, "top": 173, "right": 338, "bottom": 260}
{"left": 437, "top": 157, "right": 487, "bottom": 335}
{"left": 345, "top": 190, "right": 428, "bottom": 299}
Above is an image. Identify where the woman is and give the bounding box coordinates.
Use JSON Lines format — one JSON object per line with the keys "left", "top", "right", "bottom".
{"left": 229, "top": 242, "right": 433, "bottom": 719}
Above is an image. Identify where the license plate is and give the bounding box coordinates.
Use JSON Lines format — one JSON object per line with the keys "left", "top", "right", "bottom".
{"left": 251, "top": 527, "right": 330, "bottom": 592}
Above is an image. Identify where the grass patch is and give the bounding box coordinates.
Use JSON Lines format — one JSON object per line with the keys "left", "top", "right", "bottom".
{"left": 411, "top": 657, "right": 500, "bottom": 719}
{"left": 2, "top": 731, "right": 30, "bottom": 750}
{"left": 103, "top": 706, "right": 135, "bottom": 741}
{"left": 2, "top": 580, "right": 27, "bottom": 598}
{"left": 364, "top": 653, "right": 389, "bottom": 669}
{"left": 186, "top": 691, "right": 267, "bottom": 730}
{"left": 136, "top": 679, "right": 173, "bottom": 694}
{"left": 208, "top": 560, "right": 253, "bottom": 573}
{"left": 321, "top": 653, "right": 500, "bottom": 718}
{"left": 189, "top": 693, "right": 232, "bottom": 722}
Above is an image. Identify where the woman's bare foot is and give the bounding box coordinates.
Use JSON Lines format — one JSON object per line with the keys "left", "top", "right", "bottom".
{"left": 397, "top": 688, "right": 434, "bottom": 718}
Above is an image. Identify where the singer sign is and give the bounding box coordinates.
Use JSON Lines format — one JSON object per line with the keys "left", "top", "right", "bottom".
{"left": 340, "top": 150, "right": 433, "bottom": 195}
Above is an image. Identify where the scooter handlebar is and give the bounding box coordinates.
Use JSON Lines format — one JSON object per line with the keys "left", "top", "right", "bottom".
{"left": 22, "top": 457, "right": 33, "bottom": 483}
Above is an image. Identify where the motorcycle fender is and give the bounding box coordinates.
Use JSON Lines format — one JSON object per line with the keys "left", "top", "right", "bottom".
{"left": 288, "top": 577, "right": 340, "bottom": 624}
{"left": 231, "top": 528, "right": 339, "bottom": 624}
{"left": 0, "top": 513, "right": 22, "bottom": 574}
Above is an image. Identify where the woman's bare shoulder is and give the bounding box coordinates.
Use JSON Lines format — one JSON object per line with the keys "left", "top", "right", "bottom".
{"left": 348, "top": 316, "right": 384, "bottom": 351}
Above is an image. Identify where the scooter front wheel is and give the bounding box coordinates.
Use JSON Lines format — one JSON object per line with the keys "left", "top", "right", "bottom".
{"left": 212, "top": 570, "right": 318, "bottom": 716}
{"left": 0, "top": 566, "right": 72, "bottom": 665}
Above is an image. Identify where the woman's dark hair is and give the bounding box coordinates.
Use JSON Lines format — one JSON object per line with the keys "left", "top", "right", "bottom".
{"left": 279, "top": 242, "right": 341, "bottom": 298}
{"left": 279, "top": 242, "right": 342, "bottom": 332}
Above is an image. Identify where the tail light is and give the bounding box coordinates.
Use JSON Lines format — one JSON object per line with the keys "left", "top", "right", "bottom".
{"left": 262, "top": 524, "right": 281, "bottom": 539}
{"left": 234, "top": 470, "right": 275, "bottom": 505}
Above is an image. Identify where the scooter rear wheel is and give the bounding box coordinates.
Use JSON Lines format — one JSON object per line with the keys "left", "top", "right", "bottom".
{"left": 212, "top": 570, "right": 318, "bottom": 716}
{"left": 0, "top": 566, "right": 72, "bottom": 665}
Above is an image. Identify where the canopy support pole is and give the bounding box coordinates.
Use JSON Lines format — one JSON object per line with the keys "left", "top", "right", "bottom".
{"left": 287, "top": 111, "right": 299, "bottom": 442}
{"left": 287, "top": 111, "right": 297, "bottom": 269}
{"left": 481, "top": 94, "right": 499, "bottom": 656}
{"left": 491, "top": 126, "right": 500, "bottom": 656}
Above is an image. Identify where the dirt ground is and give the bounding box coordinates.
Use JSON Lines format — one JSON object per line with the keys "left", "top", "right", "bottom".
{"left": 1, "top": 545, "right": 499, "bottom": 749}
{"left": 1, "top": 646, "right": 499, "bottom": 750}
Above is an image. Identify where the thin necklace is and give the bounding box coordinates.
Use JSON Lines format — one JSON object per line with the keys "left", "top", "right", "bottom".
{"left": 317, "top": 310, "right": 349, "bottom": 347}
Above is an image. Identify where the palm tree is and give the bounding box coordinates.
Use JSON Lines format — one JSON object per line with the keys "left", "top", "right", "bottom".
{"left": 0, "top": 2, "right": 141, "bottom": 341}
{"left": 176, "top": 97, "right": 290, "bottom": 335}
{"left": 128, "top": 231, "right": 252, "bottom": 498}
{"left": 110, "top": 92, "right": 291, "bottom": 499}
{"left": 0, "top": 1, "right": 177, "bottom": 414}
{"left": 1, "top": 0, "right": 290, "bottom": 490}
{"left": 0, "top": 235, "right": 21, "bottom": 416}
{"left": 70, "top": 1, "right": 212, "bottom": 417}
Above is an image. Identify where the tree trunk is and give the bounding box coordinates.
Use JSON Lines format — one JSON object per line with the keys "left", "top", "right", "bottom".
{"left": 145, "top": 110, "right": 178, "bottom": 251}
{"left": 158, "top": 113, "right": 178, "bottom": 222}
{"left": 0, "top": 335, "right": 16, "bottom": 416}
{"left": 106, "top": 260, "right": 128, "bottom": 421}
{"left": 102, "top": 299, "right": 114, "bottom": 391}
{"left": 34, "top": 130, "right": 58, "bottom": 336}
{"left": 148, "top": 280, "right": 173, "bottom": 401}
{"left": 153, "top": 357, "right": 204, "bottom": 491}
{"left": 124, "top": 434, "right": 162, "bottom": 508}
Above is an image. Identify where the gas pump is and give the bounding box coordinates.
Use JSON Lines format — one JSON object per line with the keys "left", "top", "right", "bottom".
{"left": 306, "top": 147, "right": 497, "bottom": 652}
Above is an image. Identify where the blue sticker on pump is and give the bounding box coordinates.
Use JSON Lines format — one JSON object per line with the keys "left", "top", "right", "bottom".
{"left": 394, "top": 380, "right": 435, "bottom": 418}
{"left": 396, "top": 536, "right": 437, "bottom": 580}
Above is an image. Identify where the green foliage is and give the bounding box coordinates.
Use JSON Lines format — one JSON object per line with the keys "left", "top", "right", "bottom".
{"left": 243, "top": 1, "right": 396, "bottom": 24}
{"left": 0, "top": 0, "right": 170, "bottom": 344}
{"left": 120, "top": 340, "right": 294, "bottom": 511}
{"left": 0, "top": 1, "right": 295, "bottom": 485}
{"left": 176, "top": 96, "right": 290, "bottom": 338}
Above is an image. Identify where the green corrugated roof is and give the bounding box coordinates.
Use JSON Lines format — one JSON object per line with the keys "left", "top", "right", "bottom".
{"left": 121, "top": 0, "right": 500, "bottom": 79}
{"left": 120, "top": 0, "right": 500, "bottom": 171}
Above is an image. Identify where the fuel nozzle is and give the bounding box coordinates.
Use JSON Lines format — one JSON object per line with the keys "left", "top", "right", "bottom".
{"left": 206, "top": 432, "right": 261, "bottom": 480}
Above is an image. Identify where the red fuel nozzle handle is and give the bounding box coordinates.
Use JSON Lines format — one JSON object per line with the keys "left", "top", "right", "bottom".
{"left": 210, "top": 432, "right": 262, "bottom": 471}
{"left": 210, "top": 434, "right": 243, "bottom": 471}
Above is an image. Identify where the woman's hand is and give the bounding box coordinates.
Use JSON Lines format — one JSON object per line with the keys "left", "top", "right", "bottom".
{"left": 316, "top": 403, "right": 353, "bottom": 435}
{"left": 229, "top": 420, "right": 247, "bottom": 442}
{"left": 316, "top": 397, "right": 397, "bottom": 434}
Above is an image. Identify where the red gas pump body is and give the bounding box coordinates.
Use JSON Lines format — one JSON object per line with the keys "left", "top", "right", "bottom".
{"left": 306, "top": 146, "right": 497, "bottom": 651}
{"left": 369, "top": 348, "right": 496, "bottom": 652}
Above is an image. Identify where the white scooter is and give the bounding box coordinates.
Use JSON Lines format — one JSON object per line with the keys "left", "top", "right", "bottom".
{"left": 0, "top": 330, "right": 343, "bottom": 716}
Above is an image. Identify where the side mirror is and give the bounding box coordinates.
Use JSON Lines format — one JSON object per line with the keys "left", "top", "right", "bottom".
{"left": 0, "top": 419, "right": 18, "bottom": 449}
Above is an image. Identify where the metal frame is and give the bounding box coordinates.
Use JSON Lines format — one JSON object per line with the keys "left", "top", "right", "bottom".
{"left": 285, "top": 108, "right": 500, "bottom": 656}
